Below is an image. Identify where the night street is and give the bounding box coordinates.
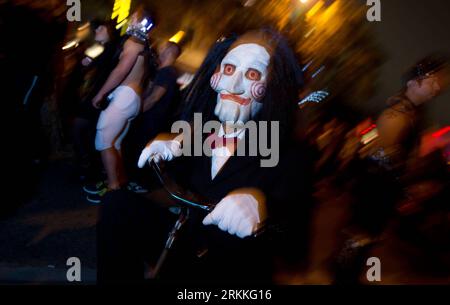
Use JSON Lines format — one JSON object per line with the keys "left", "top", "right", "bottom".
{"left": 1, "top": 0, "right": 449, "bottom": 289}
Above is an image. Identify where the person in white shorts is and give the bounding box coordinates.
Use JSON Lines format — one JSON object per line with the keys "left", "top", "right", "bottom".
{"left": 86, "top": 6, "right": 154, "bottom": 203}
{"left": 95, "top": 85, "right": 141, "bottom": 152}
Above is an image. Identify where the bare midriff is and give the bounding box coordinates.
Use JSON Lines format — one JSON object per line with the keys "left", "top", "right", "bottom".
{"left": 122, "top": 54, "right": 146, "bottom": 96}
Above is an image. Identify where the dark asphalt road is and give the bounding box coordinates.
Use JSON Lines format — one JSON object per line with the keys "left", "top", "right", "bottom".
{"left": 0, "top": 159, "right": 97, "bottom": 283}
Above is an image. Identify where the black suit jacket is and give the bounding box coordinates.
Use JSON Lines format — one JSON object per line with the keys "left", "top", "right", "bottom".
{"left": 161, "top": 132, "right": 314, "bottom": 276}
{"left": 166, "top": 132, "right": 314, "bottom": 232}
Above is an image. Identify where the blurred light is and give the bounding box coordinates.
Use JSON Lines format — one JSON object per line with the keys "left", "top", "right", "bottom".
{"left": 23, "top": 76, "right": 38, "bottom": 105}
{"left": 298, "top": 90, "right": 329, "bottom": 105}
{"left": 169, "top": 31, "right": 186, "bottom": 44}
{"left": 360, "top": 124, "right": 377, "bottom": 136}
{"left": 142, "top": 21, "right": 154, "bottom": 31}
{"left": 77, "top": 22, "right": 90, "bottom": 31}
{"left": 62, "top": 39, "right": 79, "bottom": 50}
{"left": 361, "top": 126, "right": 379, "bottom": 145}
{"left": 306, "top": 1, "right": 324, "bottom": 20}
{"left": 116, "top": 18, "right": 128, "bottom": 29}
{"left": 432, "top": 126, "right": 450, "bottom": 138}
{"left": 360, "top": 124, "right": 379, "bottom": 145}
{"left": 76, "top": 22, "right": 91, "bottom": 41}
{"left": 319, "top": 1, "right": 338, "bottom": 23}
{"left": 299, "top": 0, "right": 309, "bottom": 3}
{"left": 111, "top": 0, "right": 131, "bottom": 29}
{"left": 85, "top": 43, "right": 105, "bottom": 59}
{"left": 311, "top": 65, "right": 325, "bottom": 78}
{"left": 302, "top": 60, "right": 314, "bottom": 72}
{"left": 243, "top": 0, "right": 257, "bottom": 7}
{"left": 304, "top": 26, "right": 316, "bottom": 38}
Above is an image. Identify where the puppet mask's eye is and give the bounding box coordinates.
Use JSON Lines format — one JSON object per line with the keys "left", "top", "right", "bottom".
{"left": 224, "top": 64, "right": 236, "bottom": 76}
{"left": 245, "top": 68, "right": 262, "bottom": 81}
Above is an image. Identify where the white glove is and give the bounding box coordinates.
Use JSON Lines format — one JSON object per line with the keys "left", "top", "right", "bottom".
{"left": 137, "top": 140, "right": 182, "bottom": 168}
{"left": 202, "top": 193, "right": 267, "bottom": 239}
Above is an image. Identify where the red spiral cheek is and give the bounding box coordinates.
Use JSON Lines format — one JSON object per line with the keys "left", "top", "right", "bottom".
{"left": 251, "top": 82, "right": 267, "bottom": 101}
{"left": 210, "top": 73, "right": 222, "bottom": 91}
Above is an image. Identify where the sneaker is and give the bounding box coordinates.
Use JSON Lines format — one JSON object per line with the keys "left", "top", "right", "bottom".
{"left": 126, "top": 181, "right": 149, "bottom": 194}
{"left": 86, "top": 187, "right": 110, "bottom": 204}
{"left": 83, "top": 180, "right": 107, "bottom": 195}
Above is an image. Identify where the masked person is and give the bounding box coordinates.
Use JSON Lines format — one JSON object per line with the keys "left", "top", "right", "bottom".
{"left": 83, "top": 6, "right": 156, "bottom": 203}
{"left": 97, "top": 29, "right": 312, "bottom": 283}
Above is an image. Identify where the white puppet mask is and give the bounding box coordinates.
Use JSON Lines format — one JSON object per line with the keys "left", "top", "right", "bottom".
{"left": 210, "top": 43, "right": 271, "bottom": 125}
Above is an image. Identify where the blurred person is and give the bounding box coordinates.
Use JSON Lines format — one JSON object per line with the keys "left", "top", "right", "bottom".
{"left": 141, "top": 41, "right": 181, "bottom": 126}
{"left": 71, "top": 20, "right": 121, "bottom": 182}
{"left": 97, "top": 29, "right": 312, "bottom": 284}
{"left": 369, "top": 55, "right": 448, "bottom": 169}
{"left": 84, "top": 7, "right": 156, "bottom": 204}
{"left": 2, "top": 0, "right": 67, "bottom": 215}
{"left": 334, "top": 54, "right": 449, "bottom": 284}
{"left": 394, "top": 128, "right": 450, "bottom": 264}
{"left": 122, "top": 41, "right": 182, "bottom": 190}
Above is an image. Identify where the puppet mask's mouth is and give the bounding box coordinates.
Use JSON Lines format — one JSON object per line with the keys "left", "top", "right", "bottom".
{"left": 220, "top": 93, "right": 251, "bottom": 106}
